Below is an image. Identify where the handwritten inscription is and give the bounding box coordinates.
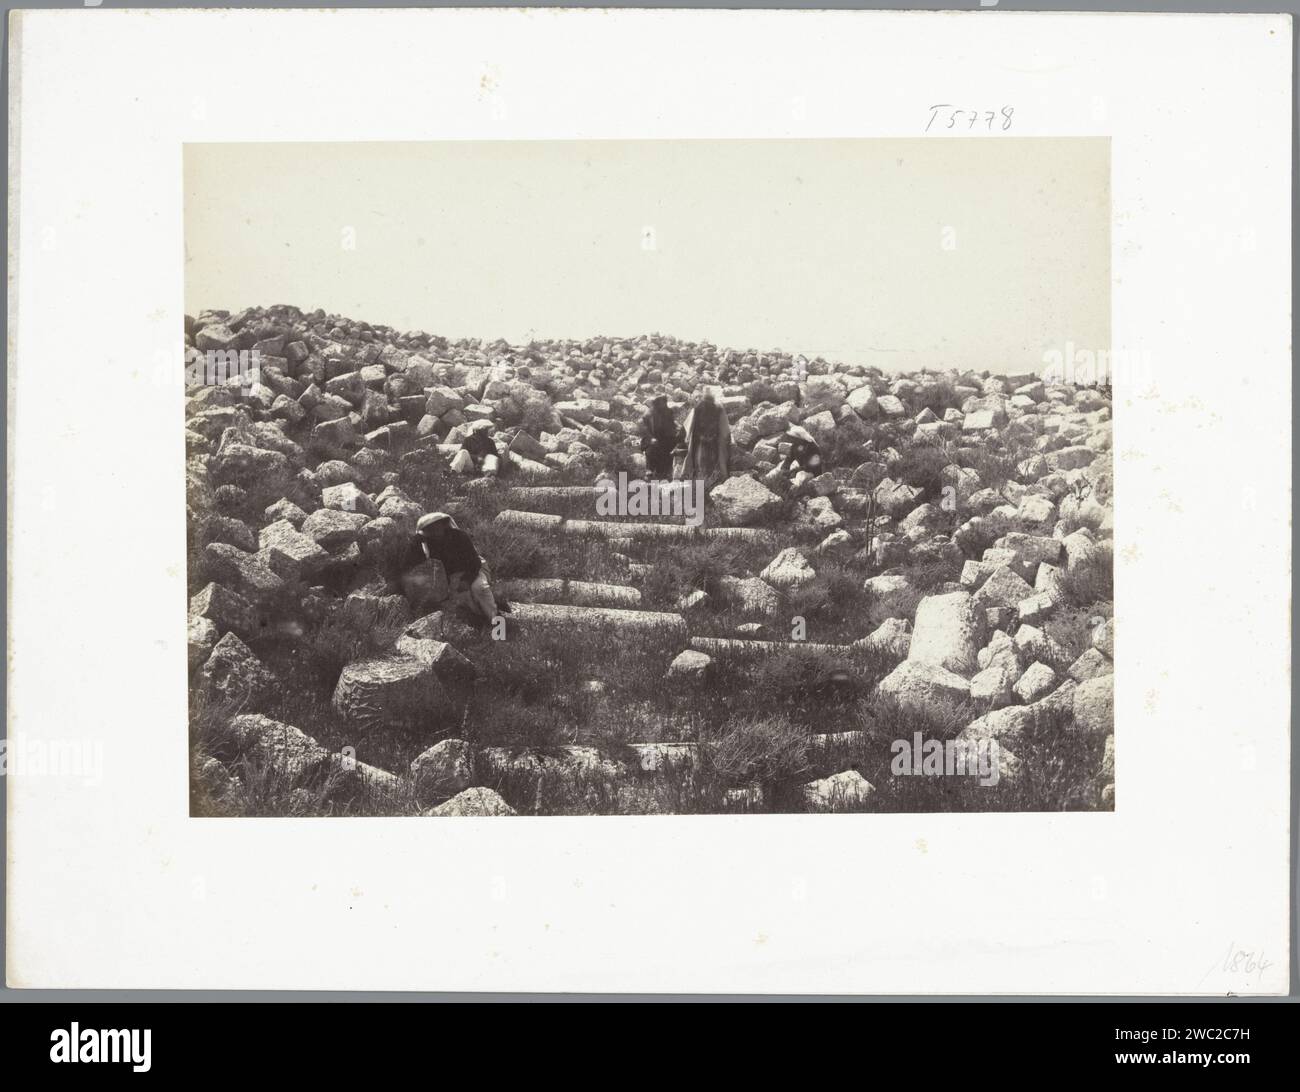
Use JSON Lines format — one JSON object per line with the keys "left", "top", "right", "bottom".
{"left": 926, "top": 105, "right": 1014, "bottom": 132}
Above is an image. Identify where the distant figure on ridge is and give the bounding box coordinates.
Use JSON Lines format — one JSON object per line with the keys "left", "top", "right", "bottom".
{"left": 680, "top": 387, "right": 730, "bottom": 489}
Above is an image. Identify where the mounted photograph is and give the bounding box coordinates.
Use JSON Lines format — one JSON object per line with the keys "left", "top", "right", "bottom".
{"left": 184, "top": 137, "right": 1114, "bottom": 817}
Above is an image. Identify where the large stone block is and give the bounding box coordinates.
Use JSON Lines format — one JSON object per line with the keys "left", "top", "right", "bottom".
{"left": 907, "top": 591, "right": 984, "bottom": 675}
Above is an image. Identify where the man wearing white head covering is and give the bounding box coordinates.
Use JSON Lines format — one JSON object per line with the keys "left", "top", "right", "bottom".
{"left": 679, "top": 386, "right": 730, "bottom": 488}
{"left": 453, "top": 420, "right": 500, "bottom": 476}
{"left": 400, "top": 512, "right": 502, "bottom": 621}
{"left": 776, "top": 424, "right": 823, "bottom": 479}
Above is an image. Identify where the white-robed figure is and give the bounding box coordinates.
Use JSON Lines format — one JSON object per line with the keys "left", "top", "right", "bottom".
{"left": 678, "top": 386, "right": 730, "bottom": 489}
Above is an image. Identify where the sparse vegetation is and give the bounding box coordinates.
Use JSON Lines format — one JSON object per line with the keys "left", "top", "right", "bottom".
{"left": 186, "top": 305, "right": 1112, "bottom": 816}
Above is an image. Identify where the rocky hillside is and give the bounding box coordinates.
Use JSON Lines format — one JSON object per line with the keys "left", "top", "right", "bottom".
{"left": 186, "top": 304, "right": 1114, "bottom": 816}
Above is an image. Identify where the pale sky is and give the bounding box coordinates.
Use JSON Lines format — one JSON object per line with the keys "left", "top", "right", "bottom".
{"left": 185, "top": 138, "right": 1109, "bottom": 372}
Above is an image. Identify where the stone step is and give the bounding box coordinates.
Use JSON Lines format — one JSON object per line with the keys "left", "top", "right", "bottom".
{"left": 482, "top": 732, "right": 867, "bottom": 779}
{"left": 493, "top": 509, "right": 773, "bottom": 545}
{"left": 689, "top": 636, "right": 860, "bottom": 658}
{"left": 509, "top": 602, "right": 688, "bottom": 637}
{"left": 500, "top": 578, "right": 642, "bottom": 608}
{"left": 500, "top": 486, "right": 603, "bottom": 504}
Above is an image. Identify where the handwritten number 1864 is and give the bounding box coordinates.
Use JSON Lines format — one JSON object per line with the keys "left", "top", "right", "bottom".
{"left": 925, "top": 105, "right": 1014, "bottom": 132}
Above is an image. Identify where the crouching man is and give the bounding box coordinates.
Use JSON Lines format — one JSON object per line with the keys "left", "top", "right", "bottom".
{"left": 400, "top": 512, "right": 506, "bottom": 622}
{"left": 450, "top": 420, "right": 501, "bottom": 476}
{"left": 764, "top": 424, "right": 823, "bottom": 493}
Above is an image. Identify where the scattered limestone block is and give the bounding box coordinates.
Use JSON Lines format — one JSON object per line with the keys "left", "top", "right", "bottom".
{"left": 1013, "top": 623, "right": 1067, "bottom": 667}
{"left": 508, "top": 430, "right": 549, "bottom": 462}
{"left": 1092, "top": 617, "right": 1114, "bottom": 658}
{"left": 1062, "top": 529, "right": 1097, "bottom": 572}
{"left": 802, "top": 769, "right": 875, "bottom": 812}
{"left": 760, "top": 547, "right": 816, "bottom": 588}
{"left": 1072, "top": 675, "right": 1113, "bottom": 735}
{"left": 332, "top": 653, "right": 448, "bottom": 729}
{"left": 963, "top": 409, "right": 998, "bottom": 431}
{"left": 195, "top": 322, "right": 238, "bottom": 351}
{"left": 878, "top": 660, "right": 971, "bottom": 713}
{"left": 862, "top": 574, "right": 917, "bottom": 616}
{"left": 393, "top": 631, "right": 478, "bottom": 686}
{"left": 264, "top": 497, "right": 308, "bottom": 527}
{"left": 994, "top": 532, "right": 1063, "bottom": 571}
{"left": 202, "top": 543, "right": 284, "bottom": 603}
{"left": 202, "top": 514, "right": 258, "bottom": 553}
{"left": 322, "top": 481, "right": 378, "bottom": 517}
{"left": 958, "top": 704, "right": 1036, "bottom": 750}
{"left": 960, "top": 560, "right": 996, "bottom": 589}
{"left": 188, "top": 616, "right": 218, "bottom": 672}
{"left": 228, "top": 714, "right": 331, "bottom": 779}
{"left": 817, "top": 529, "right": 854, "bottom": 556}
{"left": 1035, "top": 562, "right": 1067, "bottom": 601}
{"left": 854, "top": 618, "right": 912, "bottom": 659}
{"left": 710, "top": 475, "right": 782, "bottom": 526}
{"left": 802, "top": 375, "right": 847, "bottom": 413}
{"left": 1013, "top": 661, "right": 1057, "bottom": 704}
{"left": 340, "top": 591, "right": 412, "bottom": 632}
{"left": 190, "top": 581, "right": 258, "bottom": 638}
{"left": 410, "top": 739, "right": 474, "bottom": 805}
{"left": 311, "top": 416, "right": 359, "bottom": 451}
{"left": 426, "top": 787, "right": 517, "bottom": 817}
{"left": 796, "top": 496, "right": 843, "bottom": 532}
{"left": 1046, "top": 446, "right": 1096, "bottom": 472}
{"left": 259, "top": 519, "right": 329, "bottom": 572}
{"left": 1067, "top": 647, "right": 1113, "bottom": 682}
{"left": 666, "top": 649, "right": 713, "bottom": 681}
{"left": 1016, "top": 493, "right": 1057, "bottom": 528}
{"left": 847, "top": 386, "right": 878, "bottom": 419}
{"left": 677, "top": 589, "right": 710, "bottom": 613}
{"left": 1017, "top": 592, "right": 1056, "bottom": 626}
{"left": 199, "top": 632, "right": 275, "bottom": 710}
{"left": 970, "top": 663, "right": 1015, "bottom": 709}
{"left": 210, "top": 443, "right": 293, "bottom": 495}
{"left": 907, "top": 591, "right": 983, "bottom": 675}
{"left": 874, "top": 478, "right": 924, "bottom": 516}
{"left": 720, "top": 575, "right": 782, "bottom": 616}
{"left": 626, "top": 742, "right": 701, "bottom": 772}
{"left": 302, "top": 507, "right": 369, "bottom": 550}
{"left": 971, "top": 565, "right": 1035, "bottom": 611}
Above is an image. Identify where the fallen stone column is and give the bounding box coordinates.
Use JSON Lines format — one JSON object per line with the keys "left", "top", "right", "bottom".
{"left": 494, "top": 510, "right": 565, "bottom": 531}
{"left": 501, "top": 578, "right": 642, "bottom": 608}
{"left": 492, "top": 510, "right": 773, "bottom": 546}
{"left": 564, "top": 517, "right": 689, "bottom": 542}
{"left": 698, "top": 526, "right": 776, "bottom": 545}
{"left": 510, "top": 602, "right": 688, "bottom": 638}
{"left": 507, "top": 454, "right": 557, "bottom": 477}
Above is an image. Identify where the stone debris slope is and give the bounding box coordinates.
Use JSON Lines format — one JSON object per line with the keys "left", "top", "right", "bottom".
{"left": 186, "top": 304, "right": 1113, "bottom": 816}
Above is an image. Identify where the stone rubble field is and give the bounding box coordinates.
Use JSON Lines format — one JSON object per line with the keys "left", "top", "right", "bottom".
{"left": 187, "top": 304, "right": 1114, "bottom": 816}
